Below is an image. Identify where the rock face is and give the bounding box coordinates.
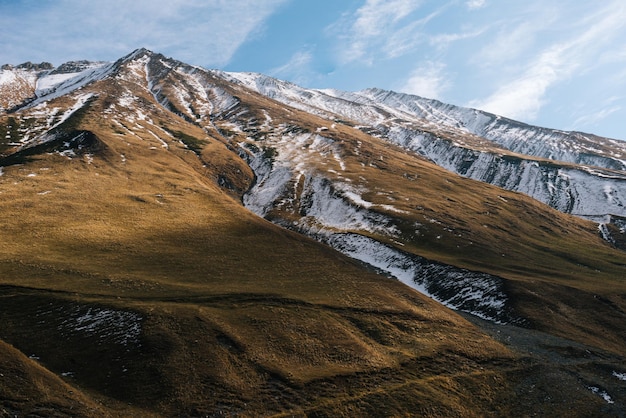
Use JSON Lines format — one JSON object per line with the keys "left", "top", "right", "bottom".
{"left": 223, "top": 72, "right": 626, "bottom": 229}
{"left": 49, "top": 60, "right": 106, "bottom": 75}
{"left": 382, "top": 125, "right": 626, "bottom": 219}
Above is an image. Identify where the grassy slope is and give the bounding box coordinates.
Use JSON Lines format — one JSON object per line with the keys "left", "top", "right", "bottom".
{"left": 0, "top": 68, "right": 625, "bottom": 415}
{"left": 0, "top": 95, "right": 527, "bottom": 416}
{"left": 208, "top": 83, "right": 626, "bottom": 356}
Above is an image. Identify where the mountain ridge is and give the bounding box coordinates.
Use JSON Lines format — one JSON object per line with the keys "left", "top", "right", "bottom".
{"left": 222, "top": 70, "right": 626, "bottom": 226}
{"left": 1, "top": 48, "right": 626, "bottom": 416}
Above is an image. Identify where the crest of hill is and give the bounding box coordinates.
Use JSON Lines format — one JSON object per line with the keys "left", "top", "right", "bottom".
{"left": 0, "top": 48, "right": 625, "bottom": 416}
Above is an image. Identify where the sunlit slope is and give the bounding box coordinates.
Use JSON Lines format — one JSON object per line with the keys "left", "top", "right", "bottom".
{"left": 0, "top": 49, "right": 625, "bottom": 415}
{"left": 162, "top": 58, "right": 626, "bottom": 354}
{"left": 0, "top": 73, "right": 526, "bottom": 416}
{"left": 149, "top": 55, "right": 626, "bottom": 288}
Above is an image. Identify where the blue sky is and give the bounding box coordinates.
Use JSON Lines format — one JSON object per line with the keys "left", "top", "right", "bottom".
{"left": 1, "top": 0, "right": 626, "bottom": 140}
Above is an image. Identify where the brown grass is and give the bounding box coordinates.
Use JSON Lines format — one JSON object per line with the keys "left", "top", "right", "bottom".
{"left": 0, "top": 58, "right": 625, "bottom": 415}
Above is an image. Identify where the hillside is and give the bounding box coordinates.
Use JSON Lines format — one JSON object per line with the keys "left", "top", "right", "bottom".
{"left": 0, "top": 49, "right": 625, "bottom": 416}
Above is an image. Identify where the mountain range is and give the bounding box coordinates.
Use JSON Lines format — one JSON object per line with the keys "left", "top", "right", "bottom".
{"left": 1, "top": 48, "right": 625, "bottom": 416}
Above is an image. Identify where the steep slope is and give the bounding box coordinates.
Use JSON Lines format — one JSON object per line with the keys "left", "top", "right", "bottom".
{"left": 0, "top": 62, "right": 51, "bottom": 110}
{"left": 351, "top": 88, "right": 626, "bottom": 170}
{"left": 224, "top": 72, "right": 626, "bottom": 234}
{"left": 115, "top": 49, "right": 626, "bottom": 361}
{"left": 0, "top": 49, "right": 625, "bottom": 415}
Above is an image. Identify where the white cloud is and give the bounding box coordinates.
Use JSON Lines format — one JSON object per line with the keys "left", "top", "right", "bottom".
{"left": 429, "top": 28, "right": 486, "bottom": 50}
{"left": 469, "top": 1, "right": 626, "bottom": 121}
{"left": 573, "top": 105, "right": 621, "bottom": 130}
{"left": 473, "top": 20, "right": 545, "bottom": 69}
{"left": 339, "top": 0, "right": 425, "bottom": 63}
{"left": 0, "top": 0, "right": 287, "bottom": 67}
{"left": 270, "top": 50, "right": 314, "bottom": 85}
{"left": 466, "top": 0, "right": 486, "bottom": 10}
{"left": 352, "top": 0, "right": 420, "bottom": 38}
{"left": 401, "top": 62, "right": 450, "bottom": 99}
{"left": 383, "top": 11, "right": 439, "bottom": 58}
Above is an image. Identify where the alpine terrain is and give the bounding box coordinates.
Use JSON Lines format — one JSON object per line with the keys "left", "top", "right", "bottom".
{"left": 1, "top": 48, "right": 625, "bottom": 416}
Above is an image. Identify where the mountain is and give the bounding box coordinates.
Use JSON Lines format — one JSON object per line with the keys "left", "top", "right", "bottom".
{"left": 223, "top": 72, "right": 626, "bottom": 226}
{"left": 1, "top": 48, "right": 625, "bottom": 416}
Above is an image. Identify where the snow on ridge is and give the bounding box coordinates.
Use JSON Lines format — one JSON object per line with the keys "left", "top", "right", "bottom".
{"left": 36, "top": 72, "right": 86, "bottom": 95}
{"left": 240, "top": 130, "right": 515, "bottom": 324}
{"left": 54, "top": 93, "right": 94, "bottom": 127}
{"left": 353, "top": 88, "right": 626, "bottom": 169}
{"left": 12, "top": 93, "right": 96, "bottom": 151}
{"left": 36, "top": 303, "right": 143, "bottom": 347}
{"left": 0, "top": 67, "right": 34, "bottom": 86}
{"left": 588, "top": 386, "right": 615, "bottom": 404}
{"left": 381, "top": 125, "right": 626, "bottom": 220}
{"left": 27, "top": 62, "right": 114, "bottom": 108}
{"left": 326, "top": 233, "right": 514, "bottom": 324}
{"left": 222, "top": 73, "right": 626, "bottom": 224}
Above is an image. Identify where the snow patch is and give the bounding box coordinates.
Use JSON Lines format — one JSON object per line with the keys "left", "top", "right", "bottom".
{"left": 59, "top": 306, "right": 142, "bottom": 346}
{"left": 147, "top": 130, "right": 169, "bottom": 149}
{"left": 28, "top": 62, "right": 113, "bottom": 107}
{"left": 52, "top": 93, "right": 95, "bottom": 130}
{"left": 239, "top": 125, "right": 514, "bottom": 324}
{"left": 599, "top": 222, "right": 615, "bottom": 244}
{"left": 297, "top": 176, "right": 398, "bottom": 235}
{"left": 327, "top": 233, "right": 514, "bottom": 323}
{"left": 613, "top": 371, "right": 626, "bottom": 381}
{"left": 588, "top": 386, "right": 614, "bottom": 404}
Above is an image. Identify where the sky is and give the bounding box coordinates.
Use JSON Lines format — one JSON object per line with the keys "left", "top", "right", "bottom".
{"left": 1, "top": 0, "right": 626, "bottom": 140}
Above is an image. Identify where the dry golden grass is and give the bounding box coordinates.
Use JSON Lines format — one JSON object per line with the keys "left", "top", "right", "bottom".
{"left": 197, "top": 76, "right": 626, "bottom": 359}
{"left": 0, "top": 100, "right": 520, "bottom": 415}
{"left": 0, "top": 61, "right": 625, "bottom": 415}
{"left": 0, "top": 340, "right": 112, "bottom": 417}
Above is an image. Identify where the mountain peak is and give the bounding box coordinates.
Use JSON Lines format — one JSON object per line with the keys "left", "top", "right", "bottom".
{"left": 1, "top": 48, "right": 626, "bottom": 416}
{"left": 1, "top": 61, "right": 54, "bottom": 72}
{"left": 122, "top": 47, "right": 156, "bottom": 62}
{"left": 50, "top": 60, "right": 107, "bottom": 75}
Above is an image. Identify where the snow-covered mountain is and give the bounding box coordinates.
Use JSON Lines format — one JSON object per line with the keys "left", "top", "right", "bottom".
{"left": 1, "top": 48, "right": 625, "bottom": 324}
{"left": 0, "top": 60, "right": 113, "bottom": 111}
{"left": 4, "top": 53, "right": 625, "bottom": 228}
{"left": 2, "top": 49, "right": 626, "bottom": 415}
{"left": 223, "top": 72, "right": 626, "bottom": 227}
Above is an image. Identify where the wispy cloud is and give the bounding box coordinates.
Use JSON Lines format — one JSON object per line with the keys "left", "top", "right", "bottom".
{"left": 336, "top": 0, "right": 426, "bottom": 64}
{"left": 401, "top": 61, "right": 450, "bottom": 100}
{"left": 270, "top": 50, "right": 314, "bottom": 85}
{"left": 352, "top": 0, "right": 421, "bottom": 38}
{"left": 0, "top": 0, "right": 287, "bottom": 67}
{"left": 429, "top": 28, "right": 486, "bottom": 50}
{"left": 473, "top": 19, "right": 547, "bottom": 70}
{"left": 466, "top": 0, "right": 487, "bottom": 10}
{"left": 574, "top": 105, "right": 622, "bottom": 131}
{"left": 469, "top": 1, "right": 626, "bottom": 121}
{"left": 383, "top": 11, "right": 440, "bottom": 58}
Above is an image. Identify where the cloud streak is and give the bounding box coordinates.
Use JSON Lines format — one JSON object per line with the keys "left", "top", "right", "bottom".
{"left": 401, "top": 61, "right": 450, "bottom": 100}
{"left": 337, "top": 0, "right": 426, "bottom": 64}
{"left": 429, "top": 28, "right": 486, "bottom": 50}
{"left": 469, "top": 1, "right": 626, "bottom": 121}
{"left": 574, "top": 106, "right": 622, "bottom": 130}
{"left": 270, "top": 50, "right": 314, "bottom": 85}
{"left": 0, "top": 0, "right": 287, "bottom": 67}
{"left": 466, "top": 0, "right": 487, "bottom": 10}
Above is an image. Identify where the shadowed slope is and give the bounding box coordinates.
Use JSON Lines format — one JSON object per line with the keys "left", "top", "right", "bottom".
{"left": 0, "top": 49, "right": 625, "bottom": 415}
